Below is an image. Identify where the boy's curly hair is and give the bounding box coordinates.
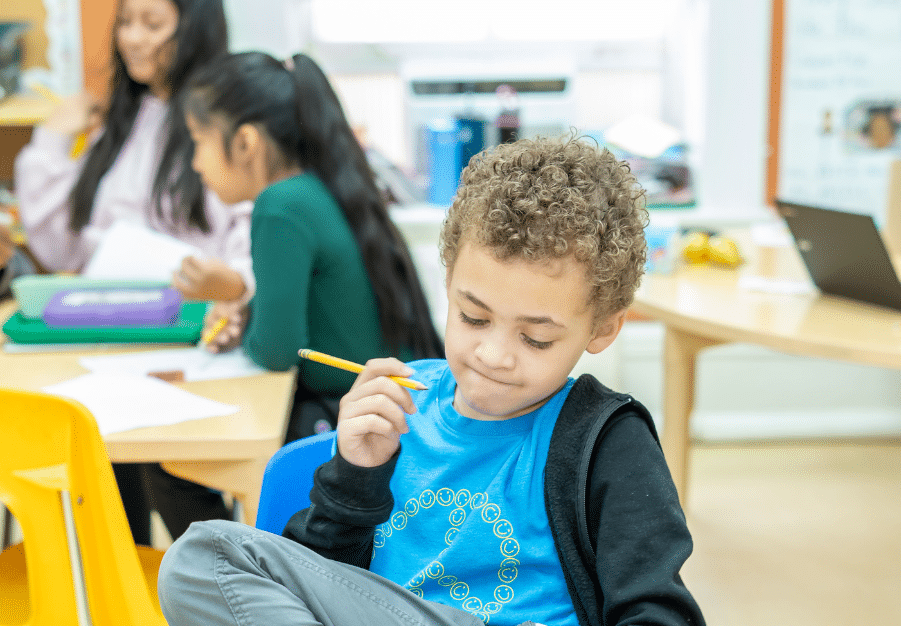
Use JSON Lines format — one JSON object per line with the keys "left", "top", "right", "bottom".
{"left": 440, "top": 135, "right": 648, "bottom": 321}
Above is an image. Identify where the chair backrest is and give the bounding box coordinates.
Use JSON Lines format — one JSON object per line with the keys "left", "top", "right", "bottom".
{"left": 0, "top": 389, "right": 163, "bottom": 626}
{"left": 255, "top": 430, "right": 336, "bottom": 535}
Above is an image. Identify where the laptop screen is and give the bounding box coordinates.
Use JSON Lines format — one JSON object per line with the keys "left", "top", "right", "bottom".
{"left": 774, "top": 200, "right": 901, "bottom": 312}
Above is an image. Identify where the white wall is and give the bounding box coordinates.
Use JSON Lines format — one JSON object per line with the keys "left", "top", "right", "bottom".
{"left": 690, "top": 0, "right": 773, "bottom": 217}
{"left": 225, "top": 0, "right": 777, "bottom": 220}
{"left": 225, "top": 0, "right": 304, "bottom": 59}
{"left": 618, "top": 322, "right": 901, "bottom": 441}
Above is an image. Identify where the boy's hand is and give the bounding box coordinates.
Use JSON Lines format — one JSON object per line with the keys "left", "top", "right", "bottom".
{"left": 201, "top": 301, "right": 248, "bottom": 353}
{"left": 173, "top": 256, "right": 246, "bottom": 301}
{"left": 337, "top": 358, "right": 418, "bottom": 468}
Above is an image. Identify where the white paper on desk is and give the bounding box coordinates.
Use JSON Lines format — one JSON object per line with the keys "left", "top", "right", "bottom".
{"left": 79, "top": 347, "right": 265, "bottom": 382}
{"left": 83, "top": 220, "right": 201, "bottom": 281}
{"left": 739, "top": 274, "right": 815, "bottom": 295}
{"left": 43, "top": 372, "right": 239, "bottom": 435}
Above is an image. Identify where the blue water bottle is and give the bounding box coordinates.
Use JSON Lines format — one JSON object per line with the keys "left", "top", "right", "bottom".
{"left": 426, "top": 118, "right": 461, "bottom": 206}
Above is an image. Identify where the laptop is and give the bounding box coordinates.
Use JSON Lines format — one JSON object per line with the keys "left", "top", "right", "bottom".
{"left": 774, "top": 200, "right": 901, "bottom": 312}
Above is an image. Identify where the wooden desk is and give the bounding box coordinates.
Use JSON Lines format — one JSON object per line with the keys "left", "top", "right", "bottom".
{"left": 632, "top": 263, "right": 901, "bottom": 504}
{"left": 0, "top": 93, "right": 55, "bottom": 126}
{"left": 0, "top": 300, "right": 296, "bottom": 524}
{"left": 0, "top": 93, "right": 55, "bottom": 186}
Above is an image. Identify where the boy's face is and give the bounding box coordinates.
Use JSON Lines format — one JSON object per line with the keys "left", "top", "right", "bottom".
{"left": 444, "top": 241, "right": 624, "bottom": 422}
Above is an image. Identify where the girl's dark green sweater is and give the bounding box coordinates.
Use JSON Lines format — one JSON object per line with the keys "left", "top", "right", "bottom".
{"left": 243, "top": 173, "right": 386, "bottom": 395}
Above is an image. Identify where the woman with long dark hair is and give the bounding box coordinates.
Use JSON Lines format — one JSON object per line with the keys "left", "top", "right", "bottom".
{"left": 184, "top": 51, "right": 444, "bottom": 442}
{"left": 13, "top": 0, "right": 251, "bottom": 545}
{"left": 14, "top": 0, "right": 252, "bottom": 301}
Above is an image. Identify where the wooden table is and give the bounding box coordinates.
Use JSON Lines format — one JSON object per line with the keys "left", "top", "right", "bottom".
{"left": 0, "top": 300, "right": 296, "bottom": 524}
{"left": 631, "top": 262, "right": 901, "bottom": 504}
{"left": 1, "top": 93, "right": 55, "bottom": 185}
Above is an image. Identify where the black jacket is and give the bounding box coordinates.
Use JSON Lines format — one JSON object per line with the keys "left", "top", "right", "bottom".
{"left": 284, "top": 374, "right": 705, "bottom": 626}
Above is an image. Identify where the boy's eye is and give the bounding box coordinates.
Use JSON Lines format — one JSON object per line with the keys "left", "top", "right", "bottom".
{"left": 522, "top": 335, "right": 553, "bottom": 350}
{"left": 459, "top": 311, "right": 488, "bottom": 327}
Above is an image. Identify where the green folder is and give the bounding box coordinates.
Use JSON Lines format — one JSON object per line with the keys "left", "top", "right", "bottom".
{"left": 2, "top": 301, "right": 207, "bottom": 345}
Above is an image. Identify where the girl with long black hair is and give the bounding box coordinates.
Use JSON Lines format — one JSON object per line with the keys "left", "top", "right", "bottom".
{"left": 183, "top": 51, "right": 444, "bottom": 442}
{"left": 14, "top": 0, "right": 253, "bottom": 301}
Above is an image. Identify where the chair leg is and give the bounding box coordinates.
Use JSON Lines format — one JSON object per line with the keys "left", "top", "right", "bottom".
{"left": 0, "top": 504, "right": 9, "bottom": 549}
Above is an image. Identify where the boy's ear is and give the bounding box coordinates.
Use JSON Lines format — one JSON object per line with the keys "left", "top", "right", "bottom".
{"left": 230, "top": 123, "right": 261, "bottom": 164}
{"left": 586, "top": 310, "right": 627, "bottom": 355}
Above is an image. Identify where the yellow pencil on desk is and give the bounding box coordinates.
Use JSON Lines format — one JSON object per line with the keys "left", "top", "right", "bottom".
{"left": 298, "top": 349, "right": 427, "bottom": 390}
{"left": 31, "top": 84, "right": 90, "bottom": 159}
{"left": 202, "top": 316, "right": 229, "bottom": 345}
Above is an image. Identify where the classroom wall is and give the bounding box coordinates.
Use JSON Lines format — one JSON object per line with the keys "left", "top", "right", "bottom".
{"left": 7, "top": 0, "right": 777, "bottom": 217}
{"left": 692, "top": 0, "right": 773, "bottom": 217}
{"left": 226, "top": 0, "right": 776, "bottom": 219}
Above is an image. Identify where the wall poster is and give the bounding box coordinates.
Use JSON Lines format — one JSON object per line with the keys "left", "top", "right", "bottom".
{"left": 776, "top": 0, "right": 901, "bottom": 224}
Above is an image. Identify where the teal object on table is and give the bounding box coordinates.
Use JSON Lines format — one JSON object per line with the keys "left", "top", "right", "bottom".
{"left": 11, "top": 275, "right": 171, "bottom": 319}
{"left": 1, "top": 301, "right": 207, "bottom": 344}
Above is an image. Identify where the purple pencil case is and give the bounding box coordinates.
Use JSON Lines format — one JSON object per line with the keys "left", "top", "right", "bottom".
{"left": 42, "top": 288, "right": 183, "bottom": 327}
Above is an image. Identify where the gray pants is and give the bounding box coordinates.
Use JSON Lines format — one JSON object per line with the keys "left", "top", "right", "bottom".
{"left": 157, "top": 519, "right": 488, "bottom": 626}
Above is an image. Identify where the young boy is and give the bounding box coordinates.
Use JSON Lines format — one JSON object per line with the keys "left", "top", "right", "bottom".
{"left": 158, "top": 136, "right": 705, "bottom": 626}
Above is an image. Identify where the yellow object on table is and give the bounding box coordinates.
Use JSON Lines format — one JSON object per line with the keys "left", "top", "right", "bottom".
{"left": 707, "top": 236, "right": 743, "bottom": 267}
{"left": 682, "top": 232, "right": 710, "bottom": 264}
{"left": 680, "top": 231, "right": 743, "bottom": 268}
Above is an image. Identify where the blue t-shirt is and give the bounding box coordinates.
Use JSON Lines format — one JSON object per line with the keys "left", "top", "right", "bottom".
{"left": 369, "top": 359, "right": 578, "bottom": 626}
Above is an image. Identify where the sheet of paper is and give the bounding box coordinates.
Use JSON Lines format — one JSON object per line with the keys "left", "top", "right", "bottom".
{"left": 79, "top": 347, "right": 266, "bottom": 382}
{"left": 738, "top": 274, "right": 815, "bottom": 295}
{"left": 43, "top": 372, "right": 239, "bottom": 435}
{"left": 83, "top": 220, "right": 201, "bottom": 281}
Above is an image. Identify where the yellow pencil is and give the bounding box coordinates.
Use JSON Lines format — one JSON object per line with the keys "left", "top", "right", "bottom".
{"left": 298, "top": 349, "right": 427, "bottom": 391}
{"left": 201, "top": 316, "right": 229, "bottom": 345}
{"left": 70, "top": 132, "right": 88, "bottom": 159}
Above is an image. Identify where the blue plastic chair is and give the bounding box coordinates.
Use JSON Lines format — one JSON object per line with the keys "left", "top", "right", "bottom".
{"left": 255, "top": 430, "right": 337, "bottom": 535}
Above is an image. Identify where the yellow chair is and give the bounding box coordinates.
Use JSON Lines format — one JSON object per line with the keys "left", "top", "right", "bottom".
{"left": 0, "top": 389, "right": 166, "bottom": 626}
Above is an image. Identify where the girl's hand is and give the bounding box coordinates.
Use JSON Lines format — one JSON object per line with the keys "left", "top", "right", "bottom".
{"left": 201, "top": 300, "right": 248, "bottom": 353}
{"left": 42, "top": 92, "right": 103, "bottom": 138}
{"left": 173, "top": 256, "right": 246, "bottom": 301}
{"left": 336, "top": 358, "right": 418, "bottom": 468}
